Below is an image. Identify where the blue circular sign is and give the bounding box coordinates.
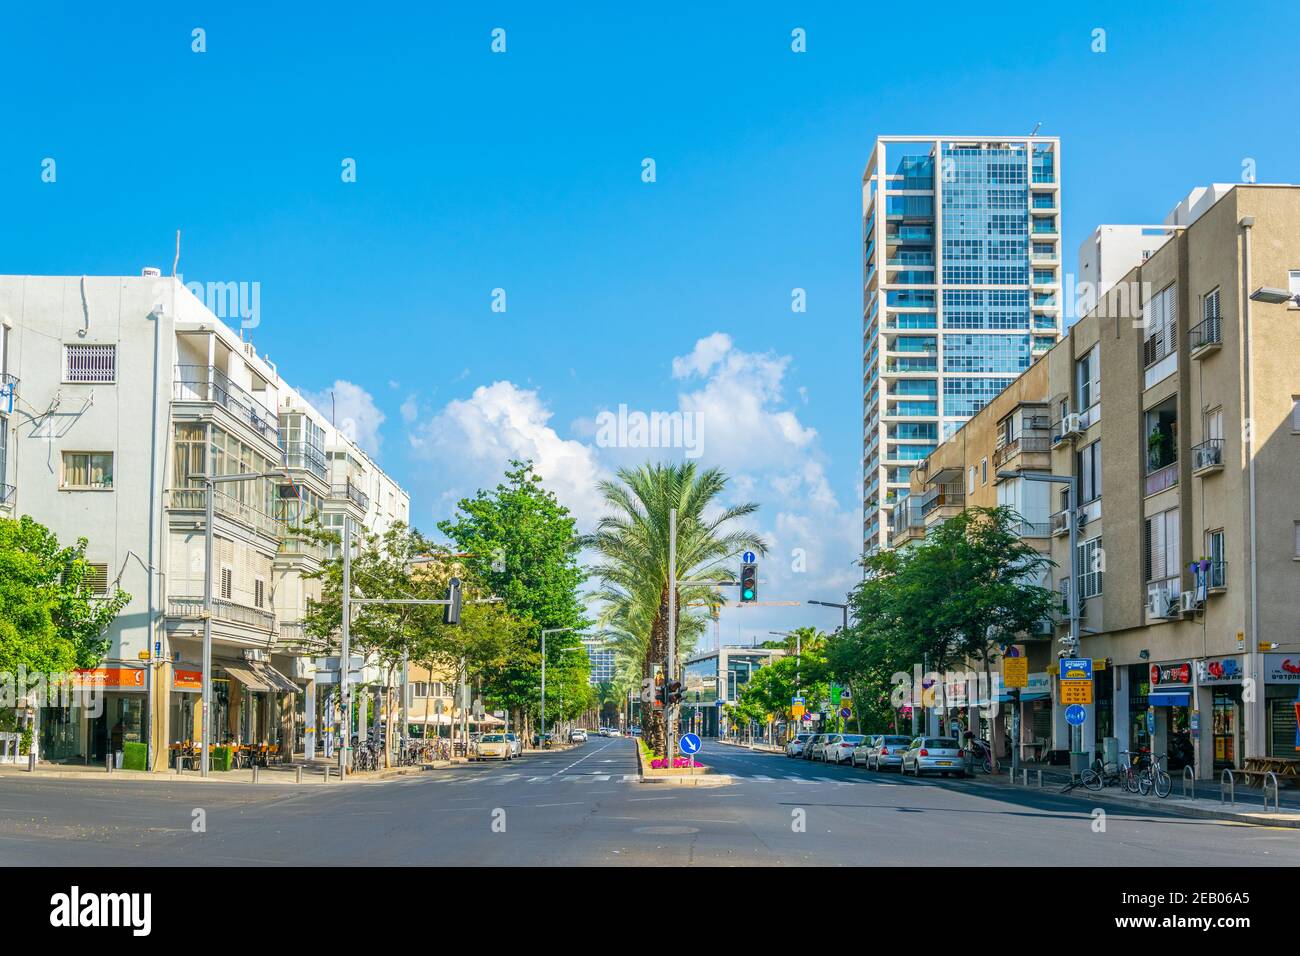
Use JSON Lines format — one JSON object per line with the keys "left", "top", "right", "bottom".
{"left": 742, "top": 551, "right": 757, "bottom": 564}
{"left": 1064, "top": 704, "right": 1087, "bottom": 726}
{"left": 679, "top": 733, "right": 702, "bottom": 755}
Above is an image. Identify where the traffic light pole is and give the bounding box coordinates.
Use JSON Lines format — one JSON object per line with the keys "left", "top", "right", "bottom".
{"left": 666, "top": 509, "right": 677, "bottom": 767}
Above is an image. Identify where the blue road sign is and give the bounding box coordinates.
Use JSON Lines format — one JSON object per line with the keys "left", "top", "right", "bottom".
{"left": 679, "top": 733, "right": 702, "bottom": 755}
{"left": 1065, "top": 704, "right": 1087, "bottom": 726}
{"left": 742, "top": 551, "right": 757, "bottom": 564}
{"left": 1060, "top": 658, "right": 1093, "bottom": 681}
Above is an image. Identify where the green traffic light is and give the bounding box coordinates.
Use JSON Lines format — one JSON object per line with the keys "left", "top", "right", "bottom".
{"left": 743, "top": 588, "right": 754, "bottom": 600}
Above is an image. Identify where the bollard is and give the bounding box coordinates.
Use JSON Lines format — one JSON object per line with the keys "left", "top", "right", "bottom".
{"left": 252, "top": 764, "right": 259, "bottom": 784}
{"left": 1036, "top": 770, "right": 1043, "bottom": 789}
{"left": 296, "top": 766, "right": 303, "bottom": 784}
{"left": 106, "top": 752, "right": 113, "bottom": 774}
{"left": 1021, "top": 769, "right": 1028, "bottom": 787}
{"left": 28, "top": 750, "right": 36, "bottom": 773}
{"left": 323, "top": 765, "right": 331, "bottom": 783}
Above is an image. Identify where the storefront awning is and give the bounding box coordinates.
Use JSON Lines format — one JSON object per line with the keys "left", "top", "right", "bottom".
{"left": 253, "top": 662, "right": 299, "bottom": 694}
{"left": 221, "top": 663, "right": 272, "bottom": 693}
{"left": 1149, "top": 691, "right": 1190, "bottom": 706}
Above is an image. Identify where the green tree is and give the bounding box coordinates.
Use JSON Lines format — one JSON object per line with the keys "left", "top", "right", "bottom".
{"left": 0, "top": 515, "right": 130, "bottom": 677}
{"left": 438, "top": 459, "right": 588, "bottom": 739}
{"left": 586, "top": 462, "right": 766, "bottom": 755}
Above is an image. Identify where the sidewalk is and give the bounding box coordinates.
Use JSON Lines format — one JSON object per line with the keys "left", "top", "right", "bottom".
{"left": 0, "top": 755, "right": 453, "bottom": 785}
{"left": 977, "top": 761, "right": 1300, "bottom": 829}
{"left": 717, "top": 739, "right": 784, "bottom": 755}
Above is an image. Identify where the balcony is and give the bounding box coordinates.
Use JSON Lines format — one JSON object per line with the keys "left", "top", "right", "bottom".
{"left": 992, "top": 434, "right": 1053, "bottom": 472}
{"left": 1188, "top": 315, "right": 1222, "bottom": 358}
{"left": 278, "top": 533, "right": 328, "bottom": 563}
{"left": 1015, "top": 519, "right": 1052, "bottom": 539}
{"left": 173, "top": 365, "right": 280, "bottom": 443}
{"left": 1, "top": 372, "right": 17, "bottom": 400}
{"left": 1191, "top": 439, "right": 1224, "bottom": 476}
{"left": 330, "top": 479, "right": 370, "bottom": 512}
{"left": 0, "top": 483, "right": 13, "bottom": 507}
{"left": 167, "top": 486, "right": 284, "bottom": 540}
{"left": 1144, "top": 462, "right": 1178, "bottom": 496}
{"left": 889, "top": 499, "right": 926, "bottom": 546}
{"left": 1205, "top": 560, "right": 1227, "bottom": 594}
{"left": 920, "top": 484, "right": 964, "bottom": 523}
{"left": 167, "top": 596, "right": 276, "bottom": 632}
{"left": 282, "top": 441, "right": 328, "bottom": 481}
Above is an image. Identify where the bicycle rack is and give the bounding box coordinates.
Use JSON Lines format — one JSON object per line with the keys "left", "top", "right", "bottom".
{"left": 1220, "top": 768, "right": 1235, "bottom": 806}
{"left": 1182, "top": 765, "right": 1196, "bottom": 800}
{"left": 1264, "top": 771, "right": 1280, "bottom": 813}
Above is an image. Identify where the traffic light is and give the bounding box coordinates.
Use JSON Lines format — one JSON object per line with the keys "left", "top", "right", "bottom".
{"left": 740, "top": 562, "right": 758, "bottom": 602}
{"left": 653, "top": 677, "right": 665, "bottom": 709}
{"left": 667, "top": 680, "right": 683, "bottom": 706}
{"left": 444, "top": 576, "right": 462, "bottom": 625}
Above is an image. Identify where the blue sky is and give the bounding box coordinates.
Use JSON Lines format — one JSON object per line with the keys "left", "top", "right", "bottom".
{"left": 4, "top": 1, "right": 1298, "bottom": 644}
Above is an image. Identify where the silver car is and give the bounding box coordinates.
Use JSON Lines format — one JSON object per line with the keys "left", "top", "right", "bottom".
{"left": 785, "top": 733, "right": 812, "bottom": 757}
{"left": 851, "top": 735, "right": 882, "bottom": 767}
{"left": 825, "top": 734, "right": 868, "bottom": 764}
{"left": 506, "top": 732, "right": 522, "bottom": 756}
{"left": 863, "top": 734, "right": 915, "bottom": 771}
{"left": 901, "top": 737, "right": 966, "bottom": 777}
{"left": 806, "top": 734, "right": 840, "bottom": 761}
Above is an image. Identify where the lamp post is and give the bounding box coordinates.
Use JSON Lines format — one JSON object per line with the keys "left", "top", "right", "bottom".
{"left": 195, "top": 469, "right": 288, "bottom": 778}
{"left": 1002, "top": 469, "right": 1081, "bottom": 761}
{"left": 807, "top": 599, "right": 849, "bottom": 731}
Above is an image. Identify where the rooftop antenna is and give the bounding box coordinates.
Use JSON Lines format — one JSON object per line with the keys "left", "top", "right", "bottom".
{"left": 172, "top": 230, "right": 181, "bottom": 277}
{"left": 1029, "top": 121, "right": 1043, "bottom": 137}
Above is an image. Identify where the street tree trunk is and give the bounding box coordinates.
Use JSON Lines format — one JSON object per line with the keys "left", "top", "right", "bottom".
{"left": 643, "top": 585, "right": 671, "bottom": 755}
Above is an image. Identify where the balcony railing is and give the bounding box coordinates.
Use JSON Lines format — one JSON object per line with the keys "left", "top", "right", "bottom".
{"left": 167, "top": 596, "right": 276, "bottom": 631}
{"left": 1192, "top": 439, "right": 1224, "bottom": 474}
{"left": 920, "top": 485, "right": 963, "bottom": 517}
{"left": 279, "top": 533, "right": 328, "bottom": 563}
{"left": 173, "top": 365, "right": 280, "bottom": 442}
{"left": 1206, "top": 560, "right": 1227, "bottom": 592}
{"left": 282, "top": 441, "right": 328, "bottom": 481}
{"left": 0, "top": 483, "right": 14, "bottom": 506}
{"left": 330, "top": 480, "right": 370, "bottom": 512}
{"left": 168, "top": 487, "right": 284, "bottom": 539}
{"left": 1188, "top": 314, "right": 1222, "bottom": 355}
{"left": 992, "top": 435, "right": 1052, "bottom": 469}
{"left": 1016, "top": 520, "right": 1052, "bottom": 538}
{"left": 1144, "top": 462, "right": 1179, "bottom": 496}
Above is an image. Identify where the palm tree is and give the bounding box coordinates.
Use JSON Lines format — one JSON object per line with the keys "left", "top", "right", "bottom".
{"left": 586, "top": 462, "right": 767, "bottom": 754}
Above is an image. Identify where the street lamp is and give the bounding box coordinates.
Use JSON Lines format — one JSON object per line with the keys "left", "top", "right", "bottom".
{"left": 806, "top": 599, "right": 849, "bottom": 635}
{"left": 1248, "top": 286, "right": 1300, "bottom": 306}
{"left": 194, "top": 469, "right": 288, "bottom": 778}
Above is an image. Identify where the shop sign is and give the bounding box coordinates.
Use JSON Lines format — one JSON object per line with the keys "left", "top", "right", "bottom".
{"left": 1264, "top": 655, "right": 1300, "bottom": 684}
{"left": 71, "top": 667, "right": 145, "bottom": 690}
{"left": 1150, "top": 662, "right": 1190, "bottom": 687}
{"left": 173, "top": 669, "right": 203, "bottom": 692}
{"left": 1196, "top": 657, "right": 1242, "bottom": 684}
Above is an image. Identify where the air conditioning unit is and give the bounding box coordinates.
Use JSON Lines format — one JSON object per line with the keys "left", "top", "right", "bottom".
{"left": 1180, "top": 590, "right": 1201, "bottom": 614}
{"left": 1148, "top": 587, "right": 1180, "bottom": 620}
{"left": 243, "top": 648, "right": 269, "bottom": 663}
{"left": 1059, "top": 413, "right": 1084, "bottom": 441}
{"left": 141, "top": 266, "right": 162, "bottom": 278}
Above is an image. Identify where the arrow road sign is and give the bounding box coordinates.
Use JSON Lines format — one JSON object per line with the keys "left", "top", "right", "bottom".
{"left": 679, "top": 733, "right": 702, "bottom": 755}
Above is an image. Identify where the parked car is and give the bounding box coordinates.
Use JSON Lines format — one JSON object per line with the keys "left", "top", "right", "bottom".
{"left": 825, "top": 733, "right": 868, "bottom": 764}
{"left": 901, "top": 737, "right": 965, "bottom": 777}
{"left": 570, "top": 729, "right": 588, "bottom": 743}
{"left": 630, "top": 727, "right": 642, "bottom": 736}
{"left": 785, "top": 733, "right": 812, "bottom": 757}
{"left": 862, "top": 734, "right": 914, "bottom": 771}
{"left": 607, "top": 728, "right": 622, "bottom": 737}
{"left": 506, "top": 732, "right": 522, "bottom": 756}
{"left": 476, "top": 733, "right": 513, "bottom": 761}
{"left": 598, "top": 728, "right": 610, "bottom": 737}
{"left": 804, "top": 734, "right": 836, "bottom": 760}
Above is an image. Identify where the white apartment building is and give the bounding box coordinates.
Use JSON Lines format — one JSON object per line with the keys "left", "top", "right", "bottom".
{"left": 862, "top": 135, "right": 1064, "bottom": 553}
{"left": 0, "top": 273, "right": 408, "bottom": 770}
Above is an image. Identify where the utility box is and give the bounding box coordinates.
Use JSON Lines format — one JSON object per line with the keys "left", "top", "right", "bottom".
{"left": 1102, "top": 736, "right": 1119, "bottom": 770}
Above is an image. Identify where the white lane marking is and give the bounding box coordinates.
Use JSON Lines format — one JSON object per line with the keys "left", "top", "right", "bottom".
{"left": 815, "top": 777, "right": 839, "bottom": 783}
{"left": 752, "top": 775, "right": 775, "bottom": 782}
{"left": 622, "top": 775, "right": 639, "bottom": 782}
{"left": 551, "top": 742, "right": 615, "bottom": 777}
{"left": 594, "top": 775, "right": 611, "bottom": 782}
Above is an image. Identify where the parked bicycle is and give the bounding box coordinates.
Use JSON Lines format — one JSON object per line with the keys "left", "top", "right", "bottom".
{"left": 1137, "top": 751, "right": 1172, "bottom": 798}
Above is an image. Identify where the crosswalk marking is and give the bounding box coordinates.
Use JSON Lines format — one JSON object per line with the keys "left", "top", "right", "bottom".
{"left": 427, "top": 770, "right": 875, "bottom": 787}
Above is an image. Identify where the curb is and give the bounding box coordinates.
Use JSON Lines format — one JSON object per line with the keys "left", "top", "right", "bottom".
{"left": 635, "top": 737, "right": 731, "bottom": 786}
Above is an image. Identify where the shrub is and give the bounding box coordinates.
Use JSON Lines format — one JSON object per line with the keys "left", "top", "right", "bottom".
{"left": 121, "top": 742, "right": 147, "bottom": 771}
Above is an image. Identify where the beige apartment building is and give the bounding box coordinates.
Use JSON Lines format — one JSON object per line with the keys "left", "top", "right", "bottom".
{"left": 894, "top": 184, "right": 1300, "bottom": 778}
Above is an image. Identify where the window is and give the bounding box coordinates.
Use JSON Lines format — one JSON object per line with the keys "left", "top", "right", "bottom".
{"left": 220, "top": 567, "right": 233, "bottom": 601}
{"left": 981, "top": 457, "right": 988, "bottom": 484}
{"left": 1205, "top": 530, "right": 1225, "bottom": 589}
{"left": 64, "top": 344, "right": 117, "bottom": 383}
{"left": 1289, "top": 271, "right": 1300, "bottom": 307}
{"left": 62, "top": 452, "right": 114, "bottom": 489}
{"left": 1076, "top": 347, "right": 1100, "bottom": 411}
{"left": 968, "top": 466, "right": 976, "bottom": 494}
{"left": 254, "top": 578, "right": 265, "bottom": 609}
{"left": 1205, "top": 407, "right": 1223, "bottom": 442}
{"left": 1144, "top": 508, "right": 1180, "bottom": 583}
{"left": 1142, "top": 283, "right": 1178, "bottom": 383}
{"left": 1294, "top": 521, "right": 1300, "bottom": 559}
{"left": 1077, "top": 537, "right": 1103, "bottom": 599}
{"left": 412, "top": 682, "right": 429, "bottom": 699}
{"left": 1078, "top": 440, "right": 1102, "bottom": 503}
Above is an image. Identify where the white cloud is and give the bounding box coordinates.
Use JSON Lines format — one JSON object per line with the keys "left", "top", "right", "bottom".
{"left": 305, "top": 380, "right": 386, "bottom": 456}
{"left": 671, "top": 331, "right": 733, "bottom": 379}
{"left": 400, "top": 394, "right": 420, "bottom": 424}
{"left": 408, "top": 380, "right": 608, "bottom": 527}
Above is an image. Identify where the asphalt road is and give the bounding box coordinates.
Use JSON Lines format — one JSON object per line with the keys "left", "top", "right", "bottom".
{"left": 1, "top": 738, "right": 1297, "bottom": 866}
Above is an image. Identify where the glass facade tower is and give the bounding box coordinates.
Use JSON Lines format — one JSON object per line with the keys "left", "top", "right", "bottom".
{"left": 862, "top": 136, "right": 1062, "bottom": 553}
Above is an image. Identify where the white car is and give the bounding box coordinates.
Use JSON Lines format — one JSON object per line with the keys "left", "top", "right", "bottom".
{"left": 825, "top": 733, "right": 868, "bottom": 764}
{"left": 506, "top": 732, "right": 522, "bottom": 756}
{"left": 570, "top": 729, "right": 588, "bottom": 743}
{"left": 607, "top": 729, "right": 622, "bottom": 737}
{"left": 785, "top": 733, "right": 812, "bottom": 757}
{"left": 901, "top": 737, "right": 965, "bottom": 777}
{"left": 475, "top": 733, "right": 513, "bottom": 761}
